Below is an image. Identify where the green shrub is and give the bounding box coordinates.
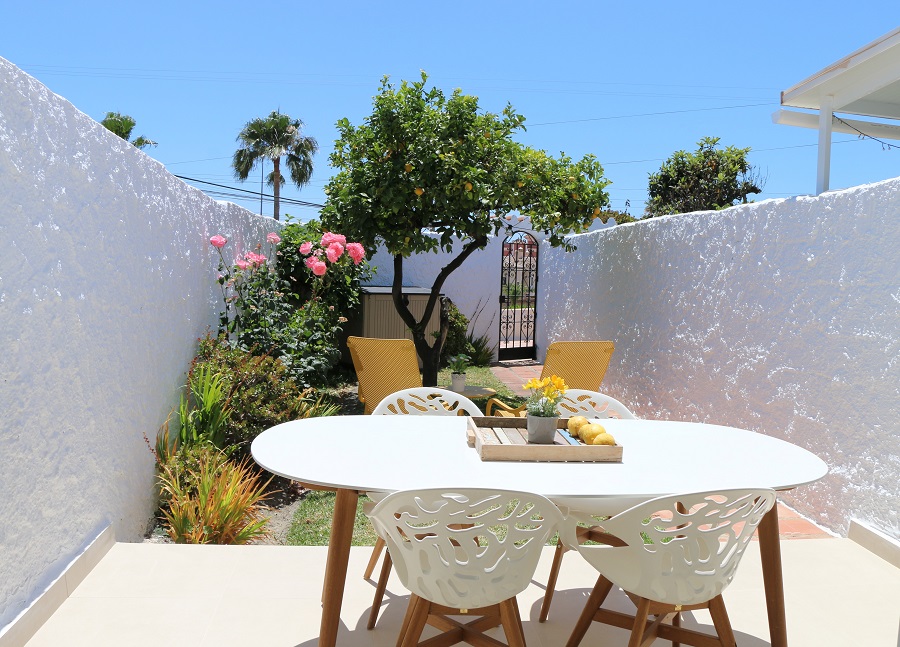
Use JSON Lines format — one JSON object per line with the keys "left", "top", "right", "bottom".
{"left": 466, "top": 331, "right": 494, "bottom": 366}
{"left": 177, "top": 364, "right": 230, "bottom": 449}
{"left": 157, "top": 445, "right": 271, "bottom": 544}
{"left": 195, "top": 335, "right": 340, "bottom": 457}
{"left": 439, "top": 301, "right": 470, "bottom": 365}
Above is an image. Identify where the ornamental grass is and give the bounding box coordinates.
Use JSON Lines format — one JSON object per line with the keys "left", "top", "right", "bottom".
{"left": 157, "top": 446, "right": 272, "bottom": 545}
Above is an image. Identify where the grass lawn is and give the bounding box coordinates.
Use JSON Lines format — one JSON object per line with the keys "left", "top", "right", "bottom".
{"left": 286, "top": 490, "right": 379, "bottom": 546}
{"left": 436, "top": 365, "right": 526, "bottom": 408}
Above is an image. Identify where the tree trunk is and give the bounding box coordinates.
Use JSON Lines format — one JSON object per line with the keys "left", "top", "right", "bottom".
{"left": 272, "top": 157, "right": 281, "bottom": 220}
{"left": 413, "top": 298, "right": 450, "bottom": 387}
{"left": 389, "top": 237, "right": 485, "bottom": 386}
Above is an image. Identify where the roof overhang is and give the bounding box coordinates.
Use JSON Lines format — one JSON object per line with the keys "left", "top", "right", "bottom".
{"left": 775, "top": 28, "right": 900, "bottom": 194}
{"left": 781, "top": 26, "right": 900, "bottom": 119}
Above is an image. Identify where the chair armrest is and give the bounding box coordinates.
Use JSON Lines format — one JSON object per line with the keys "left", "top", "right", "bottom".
{"left": 485, "top": 398, "right": 526, "bottom": 417}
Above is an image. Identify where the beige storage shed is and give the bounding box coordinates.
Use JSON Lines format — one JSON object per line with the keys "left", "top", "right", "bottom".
{"left": 340, "top": 286, "right": 442, "bottom": 366}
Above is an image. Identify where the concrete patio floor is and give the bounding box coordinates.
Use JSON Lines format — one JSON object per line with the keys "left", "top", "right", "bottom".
{"left": 24, "top": 538, "right": 900, "bottom": 646}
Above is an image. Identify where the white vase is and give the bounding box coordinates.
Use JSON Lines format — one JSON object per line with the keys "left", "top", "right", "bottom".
{"left": 451, "top": 373, "right": 466, "bottom": 392}
{"left": 526, "top": 415, "right": 558, "bottom": 444}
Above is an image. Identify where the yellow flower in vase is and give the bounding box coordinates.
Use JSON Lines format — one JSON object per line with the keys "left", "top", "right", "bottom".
{"left": 523, "top": 375, "right": 568, "bottom": 417}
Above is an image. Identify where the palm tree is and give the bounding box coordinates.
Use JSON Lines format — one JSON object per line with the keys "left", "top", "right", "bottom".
{"left": 100, "top": 112, "right": 157, "bottom": 149}
{"left": 232, "top": 111, "right": 318, "bottom": 220}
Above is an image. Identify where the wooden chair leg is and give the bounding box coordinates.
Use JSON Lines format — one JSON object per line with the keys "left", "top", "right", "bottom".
{"left": 539, "top": 538, "right": 566, "bottom": 622}
{"left": 627, "top": 597, "right": 652, "bottom": 647}
{"left": 708, "top": 595, "right": 737, "bottom": 647}
{"left": 367, "top": 549, "right": 393, "bottom": 629}
{"left": 399, "top": 595, "right": 430, "bottom": 647}
{"left": 365, "top": 536, "right": 385, "bottom": 579}
{"left": 565, "top": 575, "right": 614, "bottom": 647}
{"left": 396, "top": 593, "right": 419, "bottom": 647}
{"left": 511, "top": 595, "right": 526, "bottom": 642}
{"left": 499, "top": 598, "right": 527, "bottom": 647}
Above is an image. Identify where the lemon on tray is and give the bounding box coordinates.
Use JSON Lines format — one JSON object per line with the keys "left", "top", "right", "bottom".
{"left": 567, "top": 416, "right": 590, "bottom": 438}
{"left": 579, "top": 423, "right": 607, "bottom": 444}
{"left": 592, "top": 432, "right": 616, "bottom": 446}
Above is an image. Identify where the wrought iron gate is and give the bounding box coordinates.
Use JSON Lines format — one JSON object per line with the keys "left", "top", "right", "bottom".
{"left": 498, "top": 231, "right": 538, "bottom": 360}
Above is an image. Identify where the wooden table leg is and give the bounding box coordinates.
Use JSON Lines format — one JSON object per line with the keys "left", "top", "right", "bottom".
{"left": 758, "top": 505, "right": 788, "bottom": 647}
{"left": 319, "top": 488, "right": 359, "bottom": 647}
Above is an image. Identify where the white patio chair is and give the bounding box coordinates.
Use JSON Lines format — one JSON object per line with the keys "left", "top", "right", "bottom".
{"left": 364, "top": 388, "right": 484, "bottom": 627}
{"left": 539, "top": 389, "right": 636, "bottom": 621}
{"left": 372, "top": 387, "right": 484, "bottom": 417}
{"left": 563, "top": 488, "right": 776, "bottom": 647}
{"left": 366, "top": 488, "right": 563, "bottom": 646}
{"left": 556, "top": 389, "right": 636, "bottom": 420}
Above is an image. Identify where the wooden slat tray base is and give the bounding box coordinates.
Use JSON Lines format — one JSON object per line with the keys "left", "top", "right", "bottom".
{"left": 466, "top": 416, "right": 623, "bottom": 462}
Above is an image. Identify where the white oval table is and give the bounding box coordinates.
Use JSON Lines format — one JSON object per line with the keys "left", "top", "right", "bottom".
{"left": 252, "top": 416, "right": 827, "bottom": 647}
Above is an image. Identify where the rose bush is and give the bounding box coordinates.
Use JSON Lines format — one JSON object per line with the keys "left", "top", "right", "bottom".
{"left": 210, "top": 221, "right": 371, "bottom": 387}
{"left": 275, "top": 219, "right": 372, "bottom": 318}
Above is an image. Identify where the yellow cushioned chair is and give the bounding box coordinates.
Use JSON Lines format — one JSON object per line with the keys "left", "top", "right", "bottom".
{"left": 486, "top": 340, "right": 615, "bottom": 416}
{"left": 347, "top": 336, "right": 422, "bottom": 415}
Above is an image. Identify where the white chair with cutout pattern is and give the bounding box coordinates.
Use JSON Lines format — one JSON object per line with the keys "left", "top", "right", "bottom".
{"left": 372, "top": 387, "right": 483, "bottom": 417}
{"left": 562, "top": 488, "right": 776, "bottom": 647}
{"left": 364, "top": 388, "right": 484, "bottom": 628}
{"left": 366, "top": 488, "right": 562, "bottom": 647}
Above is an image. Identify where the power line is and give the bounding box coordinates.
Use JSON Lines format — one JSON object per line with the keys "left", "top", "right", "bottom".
{"left": 174, "top": 175, "right": 324, "bottom": 209}
{"left": 528, "top": 102, "right": 774, "bottom": 126}
{"left": 163, "top": 155, "right": 233, "bottom": 165}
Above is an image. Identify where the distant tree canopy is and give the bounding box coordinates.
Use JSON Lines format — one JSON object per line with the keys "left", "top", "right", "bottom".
{"left": 645, "top": 137, "right": 764, "bottom": 218}
{"left": 100, "top": 112, "right": 157, "bottom": 150}
{"left": 322, "top": 72, "right": 611, "bottom": 385}
{"left": 232, "top": 111, "right": 318, "bottom": 221}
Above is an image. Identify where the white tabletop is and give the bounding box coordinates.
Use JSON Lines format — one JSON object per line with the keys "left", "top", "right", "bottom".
{"left": 252, "top": 416, "right": 827, "bottom": 502}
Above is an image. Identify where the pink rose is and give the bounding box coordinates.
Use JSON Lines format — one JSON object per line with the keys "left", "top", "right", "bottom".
{"left": 312, "top": 261, "right": 327, "bottom": 276}
{"left": 236, "top": 259, "right": 249, "bottom": 270}
{"left": 299, "top": 241, "right": 313, "bottom": 255}
{"left": 346, "top": 242, "right": 365, "bottom": 265}
{"left": 210, "top": 235, "right": 227, "bottom": 248}
{"left": 267, "top": 232, "right": 281, "bottom": 245}
{"left": 320, "top": 232, "right": 346, "bottom": 248}
{"left": 304, "top": 256, "right": 318, "bottom": 270}
{"left": 326, "top": 242, "right": 344, "bottom": 263}
{"left": 245, "top": 252, "right": 267, "bottom": 267}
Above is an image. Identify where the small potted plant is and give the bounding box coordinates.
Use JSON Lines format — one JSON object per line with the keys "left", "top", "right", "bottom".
{"left": 522, "top": 375, "right": 568, "bottom": 443}
{"left": 447, "top": 354, "right": 470, "bottom": 392}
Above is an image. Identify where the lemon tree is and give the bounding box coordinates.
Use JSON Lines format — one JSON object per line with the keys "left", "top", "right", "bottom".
{"left": 322, "top": 72, "right": 611, "bottom": 385}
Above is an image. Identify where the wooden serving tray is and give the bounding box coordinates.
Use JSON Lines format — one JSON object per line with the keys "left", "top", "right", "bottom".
{"left": 466, "top": 416, "right": 623, "bottom": 462}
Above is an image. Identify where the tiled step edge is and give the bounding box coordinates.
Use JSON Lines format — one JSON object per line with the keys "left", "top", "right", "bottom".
{"left": 848, "top": 519, "right": 900, "bottom": 569}
{"left": 0, "top": 524, "right": 115, "bottom": 647}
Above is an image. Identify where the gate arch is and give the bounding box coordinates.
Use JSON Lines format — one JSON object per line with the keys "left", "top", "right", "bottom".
{"left": 498, "top": 231, "right": 538, "bottom": 360}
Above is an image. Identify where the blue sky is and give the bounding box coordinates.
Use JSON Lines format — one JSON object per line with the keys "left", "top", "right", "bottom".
{"left": 3, "top": 2, "right": 899, "bottom": 220}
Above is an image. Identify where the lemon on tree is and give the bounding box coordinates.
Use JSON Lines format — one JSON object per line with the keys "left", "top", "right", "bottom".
{"left": 321, "top": 72, "right": 611, "bottom": 387}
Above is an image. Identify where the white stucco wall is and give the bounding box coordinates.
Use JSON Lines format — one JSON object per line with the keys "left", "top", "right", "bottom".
{"left": 537, "top": 180, "right": 900, "bottom": 538}
{"left": 0, "top": 58, "right": 272, "bottom": 629}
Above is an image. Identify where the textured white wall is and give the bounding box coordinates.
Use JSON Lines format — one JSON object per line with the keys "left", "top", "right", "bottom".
{"left": 0, "top": 59, "right": 272, "bottom": 629}
{"left": 538, "top": 180, "right": 900, "bottom": 538}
